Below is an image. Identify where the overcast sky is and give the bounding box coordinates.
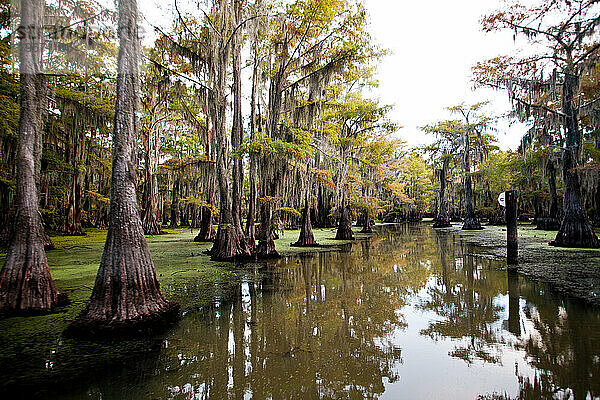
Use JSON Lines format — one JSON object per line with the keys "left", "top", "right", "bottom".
{"left": 362, "top": 0, "right": 527, "bottom": 150}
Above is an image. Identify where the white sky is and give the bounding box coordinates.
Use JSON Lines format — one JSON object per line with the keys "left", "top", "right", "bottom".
{"left": 362, "top": 0, "right": 527, "bottom": 150}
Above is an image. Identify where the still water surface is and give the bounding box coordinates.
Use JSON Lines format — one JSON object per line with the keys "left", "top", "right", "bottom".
{"left": 25, "top": 224, "right": 600, "bottom": 398}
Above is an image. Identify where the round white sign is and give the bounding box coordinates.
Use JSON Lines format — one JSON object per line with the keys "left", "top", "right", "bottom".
{"left": 498, "top": 192, "right": 506, "bottom": 207}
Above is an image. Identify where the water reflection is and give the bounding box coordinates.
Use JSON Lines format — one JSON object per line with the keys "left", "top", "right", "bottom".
{"left": 155, "top": 235, "right": 421, "bottom": 400}
{"left": 506, "top": 270, "right": 520, "bottom": 336}
{"left": 5, "top": 224, "right": 600, "bottom": 399}
{"left": 419, "top": 233, "right": 506, "bottom": 366}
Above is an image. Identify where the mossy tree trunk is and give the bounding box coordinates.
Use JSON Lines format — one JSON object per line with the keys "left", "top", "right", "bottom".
{"left": 551, "top": 73, "right": 599, "bottom": 248}
{"left": 64, "top": 126, "right": 84, "bottom": 235}
{"left": 169, "top": 175, "right": 180, "bottom": 228}
{"left": 67, "top": 0, "right": 179, "bottom": 335}
{"left": 195, "top": 128, "right": 217, "bottom": 242}
{"left": 195, "top": 205, "right": 216, "bottom": 242}
{"left": 462, "top": 124, "right": 482, "bottom": 230}
{"left": 359, "top": 211, "right": 374, "bottom": 233}
{"left": 537, "top": 159, "right": 560, "bottom": 230}
{"left": 256, "top": 65, "right": 285, "bottom": 259}
{"left": 0, "top": 0, "right": 60, "bottom": 314}
{"left": 594, "top": 138, "right": 600, "bottom": 228}
{"left": 335, "top": 192, "right": 354, "bottom": 240}
{"left": 293, "top": 197, "right": 318, "bottom": 247}
{"left": 142, "top": 129, "right": 163, "bottom": 235}
{"left": 433, "top": 157, "right": 451, "bottom": 228}
{"left": 256, "top": 199, "right": 279, "bottom": 258}
{"left": 245, "top": 37, "right": 259, "bottom": 252}
{"left": 231, "top": 0, "right": 244, "bottom": 235}
{"left": 209, "top": 0, "right": 251, "bottom": 261}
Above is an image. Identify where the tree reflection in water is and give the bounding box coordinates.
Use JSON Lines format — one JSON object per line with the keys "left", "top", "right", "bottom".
{"left": 150, "top": 228, "right": 431, "bottom": 399}
{"left": 25, "top": 224, "right": 600, "bottom": 399}
{"left": 420, "top": 231, "right": 506, "bottom": 365}
{"left": 425, "top": 229, "right": 600, "bottom": 400}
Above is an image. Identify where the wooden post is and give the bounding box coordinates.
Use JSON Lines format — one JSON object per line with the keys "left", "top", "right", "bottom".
{"left": 506, "top": 190, "right": 518, "bottom": 265}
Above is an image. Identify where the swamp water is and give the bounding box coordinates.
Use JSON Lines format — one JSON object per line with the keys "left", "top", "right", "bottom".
{"left": 3, "top": 223, "right": 600, "bottom": 399}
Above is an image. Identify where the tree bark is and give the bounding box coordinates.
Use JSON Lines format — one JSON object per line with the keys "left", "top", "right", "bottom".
{"left": 360, "top": 211, "right": 374, "bottom": 233}
{"left": 231, "top": 0, "right": 244, "bottom": 232}
{"left": 462, "top": 126, "right": 482, "bottom": 230}
{"left": 551, "top": 73, "right": 599, "bottom": 248}
{"left": 196, "top": 127, "right": 217, "bottom": 242}
{"left": 169, "top": 175, "right": 180, "bottom": 228}
{"left": 0, "top": 0, "right": 61, "bottom": 315}
{"left": 67, "top": 0, "right": 179, "bottom": 335}
{"left": 208, "top": 4, "right": 251, "bottom": 261}
{"left": 537, "top": 159, "right": 560, "bottom": 230}
{"left": 256, "top": 200, "right": 279, "bottom": 258}
{"left": 292, "top": 198, "right": 318, "bottom": 247}
{"left": 335, "top": 194, "right": 354, "bottom": 240}
{"left": 64, "top": 120, "right": 84, "bottom": 235}
{"left": 142, "top": 138, "right": 163, "bottom": 235}
{"left": 245, "top": 11, "right": 260, "bottom": 253}
{"left": 194, "top": 206, "right": 216, "bottom": 242}
{"left": 594, "top": 138, "right": 600, "bottom": 228}
{"left": 594, "top": 172, "right": 600, "bottom": 228}
{"left": 433, "top": 157, "right": 451, "bottom": 228}
{"left": 255, "top": 64, "right": 285, "bottom": 259}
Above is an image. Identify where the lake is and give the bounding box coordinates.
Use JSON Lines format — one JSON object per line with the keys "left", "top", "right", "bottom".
{"left": 4, "top": 223, "right": 600, "bottom": 399}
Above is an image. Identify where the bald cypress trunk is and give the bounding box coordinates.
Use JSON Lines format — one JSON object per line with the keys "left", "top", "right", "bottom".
{"left": 256, "top": 200, "right": 279, "bottom": 258}
{"left": 537, "top": 159, "right": 560, "bottom": 230}
{"left": 67, "top": 0, "right": 178, "bottom": 335}
{"left": 293, "top": 198, "right": 318, "bottom": 247}
{"left": 194, "top": 206, "right": 216, "bottom": 242}
{"left": 209, "top": 2, "right": 251, "bottom": 261}
{"left": 195, "top": 149, "right": 216, "bottom": 242}
{"left": 593, "top": 139, "right": 600, "bottom": 228}
{"left": 433, "top": 158, "right": 451, "bottom": 228}
{"left": 462, "top": 127, "right": 482, "bottom": 230}
{"left": 169, "top": 175, "right": 180, "bottom": 228}
{"left": 551, "top": 73, "right": 599, "bottom": 247}
{"left": 142, "top": 142, "right": 163, "bottom": 235}
{"left": 594, "top": 173, "right": 600, "bottom": 228}
{"left": 360, "top": 211, "right": 374, "bottom": 233}
{"left": 335, "top": 193, "right": 354, "bottom": 240}
{"left": 0, "top": 0, "right": 61, "bottom": 315}
{"left": 231, "top": 0, "right": 244, "bottom": 233}
{"left": 256, "top": 65, "right": 284, "bottom": 259}
{"left": 245, "top": 47, "right": 259, "bottom": 252}
{"left": 211, "top": 106, "right": 251, "bottom": 260}
{"left": 64, "top": 128, "right": 84, "bottom": 235}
